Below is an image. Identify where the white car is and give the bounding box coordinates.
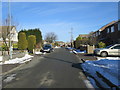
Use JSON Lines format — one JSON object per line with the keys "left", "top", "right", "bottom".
{"left": 94, "top": 44, "right": 120, "bottom": 57}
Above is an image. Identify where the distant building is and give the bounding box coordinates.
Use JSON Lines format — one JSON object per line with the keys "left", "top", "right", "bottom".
{"left": 43, "top": 40, "right": 48, "bottom": 45}
{"left": 0, "top": 26, "right": 18, "bottom": 46}
{"left": 54, "top": 41, "right": 65, "bottom": 46}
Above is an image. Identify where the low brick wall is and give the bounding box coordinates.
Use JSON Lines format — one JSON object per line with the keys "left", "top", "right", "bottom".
{"left": 1, "top": 50, "right": 27, "bottom": 62}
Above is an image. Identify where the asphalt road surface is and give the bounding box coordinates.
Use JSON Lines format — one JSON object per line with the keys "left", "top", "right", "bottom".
{"left": 3, "top": 48, "right": 88, "bottom": 88}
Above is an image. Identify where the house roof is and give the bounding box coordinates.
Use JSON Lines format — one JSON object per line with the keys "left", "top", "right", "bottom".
{"left": 99, "top": 21, "right": 117, "bottom": 31}
{"left": 0, "top": 26, "right": 15, "bottom": 31}
{"left": 79, "top": 34, "right": 89, "bottom": 38}
{"left": 55, "top": 41, "right": 65, "bottom": 43}
{"left": 0, "top": 26, "right": 15, "bottom": 38}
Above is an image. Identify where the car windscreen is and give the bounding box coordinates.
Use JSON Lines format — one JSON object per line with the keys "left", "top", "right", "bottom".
{"left": 43, "top": 45, "right": 52, "bottom": 48}
{"left": 105, "top": 45, "right": 113, "bottom": 49}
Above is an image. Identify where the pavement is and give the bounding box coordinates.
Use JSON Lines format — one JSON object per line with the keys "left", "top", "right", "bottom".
{"left": 2, "top": 64, "right": 20, "bottom": 74}
{"left": 1, "top": 52, "right": 26, "bottom": 74}
{"left": 1, "top": 48, "right": 94, "bottom": 88}
{"left": 76, "top": 53, "right": 97, "bottom": 61}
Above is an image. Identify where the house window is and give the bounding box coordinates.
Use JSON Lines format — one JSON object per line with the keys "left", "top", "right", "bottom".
{"left": 98, "top": 31, "right": 100, "bottom": 35}
{"left": 97, "top": 31, "right": 100, "bottom": 36}
{"left": 118, "top": 22, "right": 120, "bottom": 31}
{"left": 96, "top": 32, "right": 98, "bottom": 36}
{"left": 95, "top": 33, "right": 97, "bottom": 37}
{"left": 107, "top": 28, "right": 110, "bottom": 33}
{"left": 111, "top": 26, "right": 114, "bottom": 32}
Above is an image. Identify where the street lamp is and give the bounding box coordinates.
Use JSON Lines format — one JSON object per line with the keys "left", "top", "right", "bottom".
{"left": 69, "top": 28, "right": 74, "bottom": 48}
{"left": 8, "top": 0, "right": 12, "bottom": 59}
{"left": 8, "top": 30, "right": 14, "bottom": 59}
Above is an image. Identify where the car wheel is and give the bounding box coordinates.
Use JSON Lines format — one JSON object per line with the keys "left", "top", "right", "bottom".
{"left": 100, "top": 52, "right": 108, "bottom": 57}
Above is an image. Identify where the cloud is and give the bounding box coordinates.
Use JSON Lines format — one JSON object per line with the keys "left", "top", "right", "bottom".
{"left": 26, "top": 6, "right": 71, "bottom": 16}
{"left": 23, "top": 3, "right": 96, "bottom": 17}
{"left": 2, "top": 0, "right": 120, "bottom": 2}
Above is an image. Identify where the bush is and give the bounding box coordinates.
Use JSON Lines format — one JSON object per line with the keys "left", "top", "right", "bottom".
{"left": 18, "top": 32, "right": 28, "bottom": 50}
{"left": 98, "top": 42, "right": 106, "bottom": 48}
{"left": 28, "top": 35, "right": 36, "bottom": 53}
{"left": 54, "top": 42, "right": 59, "bottom": 46}
{"left": 13, "top": 43, "right": 18, "bottom": 48}
{"left": 1, "top": 43, "right": 8, "bottom": 51}
{"left": 18, "top": 28, "right": 42, "bottom": 48}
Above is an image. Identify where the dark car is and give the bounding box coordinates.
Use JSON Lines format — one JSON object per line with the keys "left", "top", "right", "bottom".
{"left": 41, "top": 44, "right": 53, "bottom": 53}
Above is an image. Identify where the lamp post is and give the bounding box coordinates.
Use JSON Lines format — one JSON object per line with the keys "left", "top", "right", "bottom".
{"left": 69, "top": 28, "right": 73, "bottom": 47}
{"left": 8, "top": 0, "right": 12, "bottom": 59}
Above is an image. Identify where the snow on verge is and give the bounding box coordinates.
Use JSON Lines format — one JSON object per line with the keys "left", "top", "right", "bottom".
{"left": 73, "top": 49, "right": 86, "bottom": 54}
{"left": 35, "top": 52, "right": 43, "bottom": 55}
{"left": 35, "top": 51, "right": 47, "bottom": 55}
{"left": 81, "top": 59, "right": 120, "bottom": 88}
{"left": 0, "top": 54, "right": 33, "bottom": 65}
{"left": 54, "top": 46, "right": 60, "bottom": 48}
{"left": 97, "top": 57, "right": 120, "bottom": 60}
{"left": 0, "top": 56, "right": 2, "bottom": 62}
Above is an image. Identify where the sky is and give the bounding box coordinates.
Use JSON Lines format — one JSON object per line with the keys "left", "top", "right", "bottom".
{"left": 2, "top": 2, "right": 118, "bottom": 42}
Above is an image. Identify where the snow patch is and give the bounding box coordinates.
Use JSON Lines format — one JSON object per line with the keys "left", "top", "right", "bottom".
{"left": 73, "top": 49, "right": 86, "bottom": 54}
{"left": 0, "top": 56, "right": 2, "bottom": 62}
{"left": 70, "top": 51, "right": 73, "bottom": 53}
{"left": 3, "top": 74, "right": 16, "bottom": 83}
{"left": 97, "top": 57, "right": 120, "bottom": 60}
{"left": 35, "top": 52, "right": 43, "bottom": 55}
{"left": 54, "top": 46, "right": 60, "bottom": 48}
{"left": 81, "top": 59, "right": 120, "bottom": 88}
{"left": 66, "top": 47, "right": 75, "bottom": 50}
{"left": 43, "top": 52, "right": 46, "bottom": 54}
{"left": 1, "top": 54, "right": 33, "bottom": 65}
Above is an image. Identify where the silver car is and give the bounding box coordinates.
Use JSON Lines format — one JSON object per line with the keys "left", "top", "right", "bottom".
{"left": 94, "top": 44, "right": 120, "bottom": 57}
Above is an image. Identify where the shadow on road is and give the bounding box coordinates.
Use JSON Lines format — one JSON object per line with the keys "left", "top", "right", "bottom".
{"left": 43, "top": 56, "right": 74, "bottom": 64}
{"left": 84, "top": 54, "right": 94, "bottom": 56}
{"left": 43, "top": 56, "right": 83, "bottom": 70}
{"left": 71, "top": 63, "right": 83, "bottom": 70}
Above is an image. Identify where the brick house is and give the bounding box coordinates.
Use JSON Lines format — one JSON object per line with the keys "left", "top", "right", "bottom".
{"left": 79, "top": 34, "right": 89, "bottom": 38}
{"left": 90, "top": 20, "right": 120, "bottom": 46}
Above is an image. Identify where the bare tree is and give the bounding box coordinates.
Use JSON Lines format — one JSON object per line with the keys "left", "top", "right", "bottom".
{"left": 1, "top": 13, "right": 19, "bottom": 57}
{"left": 2, "top": 15, "right": 18, "bottom": 48}
{"left": 45, "top": 32, "right": 57, "bottom": 43}
{"left": 2, "top": 15, "right": 11, "bottom": 48}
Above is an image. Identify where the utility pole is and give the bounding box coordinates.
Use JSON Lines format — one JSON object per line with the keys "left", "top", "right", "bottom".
{"left": 69, "top": 28, "right": 73, "bottom": 48}
{"left": 8, "top": 0, "right": 12, "bottom": 59}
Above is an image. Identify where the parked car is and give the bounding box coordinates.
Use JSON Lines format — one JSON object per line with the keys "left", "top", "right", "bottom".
{"left": 41, "top": 44, "right": 53, "bottom": 53}
{"left": 94, "top": 44, "right": 120, "bottom": 57}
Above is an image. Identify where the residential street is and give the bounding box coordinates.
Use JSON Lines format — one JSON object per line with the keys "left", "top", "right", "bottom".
{"left": 2, "top": 48, "right": 88, "bottom": 88}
